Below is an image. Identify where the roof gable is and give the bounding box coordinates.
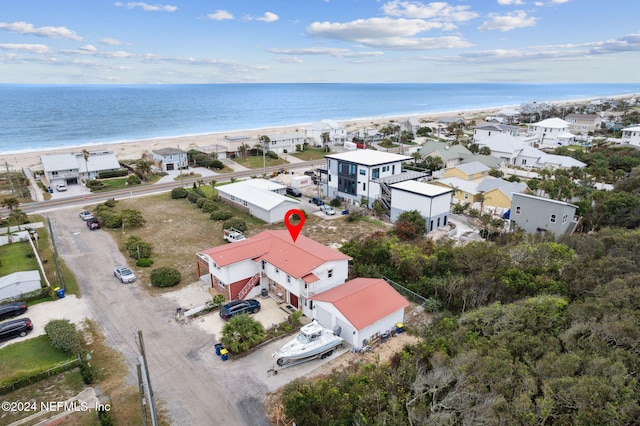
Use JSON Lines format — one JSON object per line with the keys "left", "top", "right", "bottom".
{"left": 198, "top": 230, "right": 351, "bottom": 278}
{"left": 310, "top": 278, "right": 409, "bottom": 330}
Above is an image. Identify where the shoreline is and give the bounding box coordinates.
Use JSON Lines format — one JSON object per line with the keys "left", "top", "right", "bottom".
{"left": 1, "top": 93, "right": 634, "bottom": 171}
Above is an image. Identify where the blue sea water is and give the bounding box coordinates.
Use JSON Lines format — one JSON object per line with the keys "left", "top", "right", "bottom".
{"left": 1, "top": 83, "right": 639, "bottom": 154}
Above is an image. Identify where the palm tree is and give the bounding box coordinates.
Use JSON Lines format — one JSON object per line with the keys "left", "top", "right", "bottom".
{"left": 1, "top": 197, "right": 19, "bottom": 212}
{"left": 321, "top": 132, "right": 330, "bottom": 152}
{"left": 136, "top": 160, "right": 152, "bottom": 181}
{"left": 239, "top": 143, "right": 250, "bottom": 158}
{"left": 82, "top": 149, "right": 90, "bottom": 181}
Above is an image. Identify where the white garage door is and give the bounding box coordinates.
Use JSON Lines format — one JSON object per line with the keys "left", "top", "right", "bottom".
{"left": 316, "top": 306, "right": 333, "bottom": 329}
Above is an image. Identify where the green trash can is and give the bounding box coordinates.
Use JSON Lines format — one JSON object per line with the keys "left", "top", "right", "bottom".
{"left": 54, "top": 287, "right": 65, "bottom": 298}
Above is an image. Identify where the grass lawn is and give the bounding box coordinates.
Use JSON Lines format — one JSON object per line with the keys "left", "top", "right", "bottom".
{"left": 0, "top": 335, "right": 76, "bottom": 387}
{"left": 0, "top": 240, "right": 39, "bottom": 275}
{"left": 233, "top": 155, "right": 289, "bottom": 169}
{"left": 290, "top": 147, "right": 331, "bottom": 161}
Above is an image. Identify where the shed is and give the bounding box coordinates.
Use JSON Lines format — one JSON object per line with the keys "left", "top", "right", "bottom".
{"left": 217, "top": 180, "right": 300, "bottom": 223}
{"left": 0, "top": 270, "right": 42, "bottom": 301}
{"left": 310, "top": 278, "right": 409, "bottom": 347}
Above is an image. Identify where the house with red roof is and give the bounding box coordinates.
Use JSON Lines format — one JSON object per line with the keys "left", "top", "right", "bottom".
{"left": 309, "top": 277, "right": 409, "bottom": 347}
{"left": 196, "top": 230, "right": 351, "bottom": 316}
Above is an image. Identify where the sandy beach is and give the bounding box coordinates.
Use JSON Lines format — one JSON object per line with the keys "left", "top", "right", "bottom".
{"left": 0, "top": 107, "right": 502, "bottom": 172}
{"left": 1, "top": 94, "right": 632, "bottom": 172}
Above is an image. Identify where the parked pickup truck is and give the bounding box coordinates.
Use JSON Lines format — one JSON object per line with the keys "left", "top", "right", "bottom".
{"left": 223, "top": 228, "right": 246, "bottom": 243}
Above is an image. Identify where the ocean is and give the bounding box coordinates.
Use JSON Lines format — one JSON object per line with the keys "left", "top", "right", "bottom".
{"left": 1, "top": 83, "right": 639, "bottom": 154}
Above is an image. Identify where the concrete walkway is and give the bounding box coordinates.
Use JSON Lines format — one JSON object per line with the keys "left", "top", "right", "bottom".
{"left": 156, "top": 166, "right": 221, "bottom": 184}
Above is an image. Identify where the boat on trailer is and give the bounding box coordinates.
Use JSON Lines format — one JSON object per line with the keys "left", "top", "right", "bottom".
{"left": 272, "top": 320, "right": 343, "bottom": 367}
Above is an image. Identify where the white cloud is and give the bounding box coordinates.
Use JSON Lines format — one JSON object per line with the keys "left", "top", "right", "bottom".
{"left": 307, "top": 17, "right": 470, "bottom": 50}
{"left": 207, "top": 10, "right": 234, "bottom": 21}
{"left": 245, "top": 12, "right": 279, "bottom": 22}
{"left": 381, "top": 1, "right": 478, "bottom": 22}
{"left": 497, "top": 0, "right": 525, "bottom": 5}
{"left": 269, "top": 47, "right": 383, "bottom": 58}
{"left": 100, "top": 37, "right": 124, "bottom": 46}
{"left": 478, "top": 10, "right": 537, "bottom": 31}
{"left": 0, "top": 43, "right": 51, "bottom": 54}
{"left": 0, "top": 21, "right": 82, "bottom": 41}
{"left": 114, "top": 2, "right": 177, "bottom": 12}
{"left": 276, "top": 57, "right": 303, "bottom": 63}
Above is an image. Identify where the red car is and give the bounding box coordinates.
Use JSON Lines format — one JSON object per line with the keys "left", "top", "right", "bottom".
{"left": 87, "top": 218, "right": 101, "bottom": 230}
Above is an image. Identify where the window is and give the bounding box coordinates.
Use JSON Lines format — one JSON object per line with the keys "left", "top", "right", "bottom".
{"left": 362, "top": 182, "right": 366, "bottom": 191}
{"left": 328, "top": 269, "right": 333, "bottom": 278}
{"left": 464, "top": 193, "right": 469, "bottom": 200}
{"left": 382, "top": 166, "right": 389, "bottom": 172}
{"left": 287, "top": 275, "right": 291, "bottom": 283}
{"left": 515, "top": 206, "right": 521, "bottom": 215}
{"left": 437, "top": 218, "right": 440, "bottom": 227}
{"left": 359, "top": 169, "right": 366, "bottom": 175}
{"left": 550, "top": 214, "right": 556, "bottom": 223}
{"left": 562, "top": 214, "right": 568, "bottom": 223}
{"left": 261, "top": 260, "right": 266, "bottom": 270}
{"left": 521, "top": 159, "right": 527, "bottom": 165}
{"left": 372, "top": 168, "right": 380, "bottom": 179}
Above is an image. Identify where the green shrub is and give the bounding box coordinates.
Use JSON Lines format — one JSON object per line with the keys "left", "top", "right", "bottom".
{"left": 329, "top": 197, "right": 342, "bottom": 207}
{"left": 125, "top": 236, "right": 152, "bottom": 259}
{"left": 101, "top": 212, "right": 123, "bottom": 228}
{"left": 79, "top": 358, "right": 97, "bottom": 384}
{"left": 267, "top": 150, "right": 279, "bottom": 160}
{"left": 44, "top": 319, "right": 82, "bottom": 355}
{"left": 210, "top": 160, "right": 224, "bottom": 170}
{"left": 202, "top": 200, "right": 219, "bottom": 213}
{"left": 104, "top": 198, "right": 117, "bottom": 208}
{"left": 346, "top": 209, "right": 364, "bottom": 222}
{"left": 126, "top": 174, "right": 142, "bottom": 185}
{"left": 171, "top": 187, "right": 188, "bottom": 199}
{"left": 223, "top": 218, "right": 247, "bottom": 232}
{"left": 150, "top": 267, "right": 181, "bottom": 288}
{"left": 136, "top": 258, "right": 154, "bottom": 267}
{"left": 187, "top": 191, "right": 203, "bottom": 203}
{"left": 210, "top": 210, "right": 233, "bottom": 221}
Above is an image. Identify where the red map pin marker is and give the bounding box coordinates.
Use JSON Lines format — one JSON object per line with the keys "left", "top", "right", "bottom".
{"left": 284, "top": 209, "right": 305, "bottom": 242}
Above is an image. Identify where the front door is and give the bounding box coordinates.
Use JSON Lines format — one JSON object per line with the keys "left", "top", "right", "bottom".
{"left": 289, "top": 293, "right": 298, "bottom": 309}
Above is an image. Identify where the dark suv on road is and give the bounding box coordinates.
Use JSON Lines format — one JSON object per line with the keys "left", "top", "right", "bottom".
{"left": 219, "top": 299, "right": 261, "bottom": 320}
{"left": 0, "top": 302, "right": 28, "bottom": 321}
{"left": 309, "top": 196, "right": 324, "bottom": 206}
{"left": 0, "top": 318, "right": 33, "bottom": 341}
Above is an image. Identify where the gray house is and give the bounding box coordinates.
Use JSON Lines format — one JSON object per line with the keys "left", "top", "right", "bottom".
{"left": 152, "top": 148, "right": 188, "bottom": 172}
{"left": 0, "top": 270, "right": 41, "bottom": 301}
{"left": 509, "top": 193, "right": 579, "bottom": 237}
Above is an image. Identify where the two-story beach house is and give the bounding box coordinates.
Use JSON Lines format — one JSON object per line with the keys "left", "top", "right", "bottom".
{"left": 473, "top": 122, "right": 521, "bottom": 142}
{"left": 509, "top": 193, "right": 579, "bottom": 237}
{"left": 265, "top": 132, "right": 305, "bottom": 154}
{"left": 563, "top": 113, "right": 601, "bottom": 135}
{"left": 304, "top": 119, "right": 347, "bottom": 148}
{"left": 196, "top": 230, "right": 351, "bottom": 318}
{"left": 621, "top": 126, "right": 640, "bottom": 146}
{"left": 41, "top": 150, "right": 121, "bottom": 187}
{"left": 527, "top": 117, "right": 577, "bottom": 148}
{"left": 324, "top": 150, "right": 423, "bottom": 208}
{"left": 152, "top": 148, "right": 188, "bottom": 172}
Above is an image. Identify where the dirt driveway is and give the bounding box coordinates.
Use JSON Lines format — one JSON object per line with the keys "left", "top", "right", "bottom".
{"left": 47, "top": 208, "right": 272, "bottom": 425}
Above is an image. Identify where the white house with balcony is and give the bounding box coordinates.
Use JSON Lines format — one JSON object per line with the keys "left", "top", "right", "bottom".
{"left": 621, "top": 126, "right": 640, "bottom": 146}
{"left": 41, "top": 150, "right": 121, "bottom": 187}
{"left": 527, "top": 117, "right": 577, "bottom": 148}
{"left": 389, "top": 180, "right": 453, "bottom": 232}
{"left": 265, "top": 131, "right": 305, "bottom": 154}
{"left": 152, "top": 148, "right": 188, "bottom": 172}
{"left": 196, "top": 230, "right": 351, "bottom": 318}
{"left": 305, "top": 119, "right": 347, "bottom": 147}
{"left": 324, "top": 150, "right": 417, "bottom": 207}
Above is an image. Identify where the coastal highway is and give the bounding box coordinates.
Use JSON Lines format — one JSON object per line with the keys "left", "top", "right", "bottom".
{"left": 1, "top": 159, "right": 326, "bottom": 217}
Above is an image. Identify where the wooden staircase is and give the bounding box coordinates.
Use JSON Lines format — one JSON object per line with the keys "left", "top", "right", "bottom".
{"left": 237, "top": 273, "right": 261, "bottom": 300}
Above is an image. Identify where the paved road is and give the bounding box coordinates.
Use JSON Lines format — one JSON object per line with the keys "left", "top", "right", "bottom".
{"left": 48, "top": 209, "right": 272, "bottom": 425}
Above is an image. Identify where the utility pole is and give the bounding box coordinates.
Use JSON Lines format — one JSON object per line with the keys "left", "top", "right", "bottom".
{"left": 137, "top": 330, "right": 158, "bottom": 426}
{"left": 137, "top": 363, "right": 148, "bottom": 425}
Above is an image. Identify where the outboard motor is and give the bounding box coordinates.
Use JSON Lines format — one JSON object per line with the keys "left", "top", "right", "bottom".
{"left": 332, "top": 325, "right": 342, "bottom": 336}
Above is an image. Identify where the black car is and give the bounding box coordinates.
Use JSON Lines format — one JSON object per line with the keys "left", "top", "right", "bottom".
{"left": 219, "top": 299, "right": 261, "bottom": 320}
{"left": 309, "top": 196, "right": 324, "bottom": 206}
{"left": 0, "top": 317, "right": 33, "bottom": 341}
{"left": 286, "top": 187, "right": 302, "bottom": 197}
{"left": 0, "top": 301, "right": 28, "bottom": 321}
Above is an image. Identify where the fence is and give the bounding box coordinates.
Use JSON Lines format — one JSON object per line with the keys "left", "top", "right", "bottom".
{"left": 383, "top": 278, "right": 428, "bottom": 306}
{"left": 0, "top": 356, "right": 81, "bottom": 394}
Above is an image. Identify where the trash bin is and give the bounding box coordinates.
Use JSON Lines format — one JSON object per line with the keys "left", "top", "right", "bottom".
{"left": 48, "top": 187, "right": 53, "bottom": 194}
{"left": 220, "top": 348, "right": 229, "bottom": 361}
{"left": 261, "top": 288, "right": 268, "bottom": 298}
{"left": 54, "top": 287, "right": 65, "bottom": 298}
{"left": 395, "top": 323, "right": 404, "bottom": 334}
{"left": 214, "top": 343, "right": 224, "bottom": 356}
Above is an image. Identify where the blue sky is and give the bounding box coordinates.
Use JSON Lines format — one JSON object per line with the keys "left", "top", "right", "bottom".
{"left": 1, "top": 0, "right": 639, "bottom": 84}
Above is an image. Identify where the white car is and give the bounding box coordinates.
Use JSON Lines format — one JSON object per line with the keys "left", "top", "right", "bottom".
{"left": 56, "top": 183, "right": 67, "bottom": 192}
{"left": 79, "top": 210, "right": 94, "bottom": 221}
{"left": 114, "top": 266, "right": 136, "bottom": 284}
{"left": 320, "top": 205, "right": 336, "bottom": 215}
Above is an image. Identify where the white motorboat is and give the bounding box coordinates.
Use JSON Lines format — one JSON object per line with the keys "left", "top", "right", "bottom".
{"left": 272, "top": 320, "right": 343, "bottom": 366}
